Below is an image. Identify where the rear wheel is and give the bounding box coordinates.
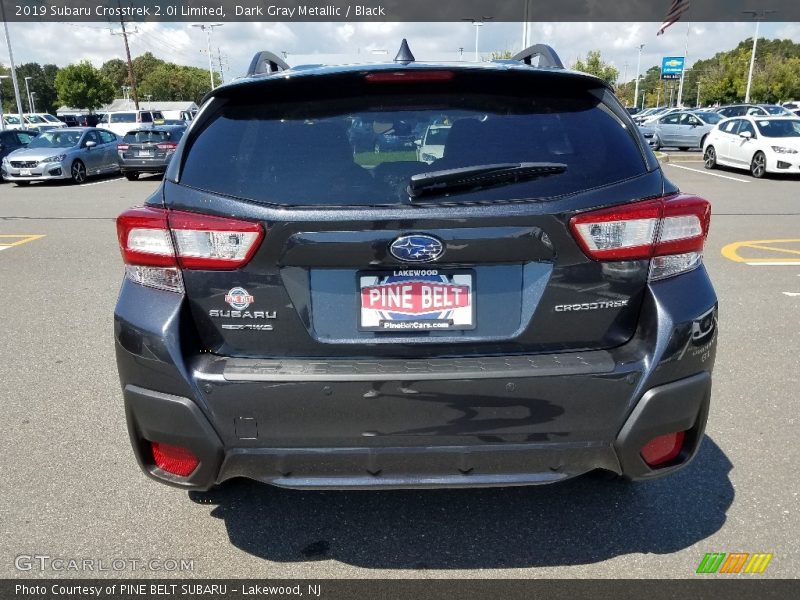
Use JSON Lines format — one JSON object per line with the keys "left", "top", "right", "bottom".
{"left": 70, "top": 160, "right": 87, "bottom": 184}
{"left": 750, "top": 151, "right": 767, "bottom": 179}
{"left": 125, "top": 172, "right": 139, "bottom": 181}
{"left": 704, "top": 146, "right": 717, "bottom": 169}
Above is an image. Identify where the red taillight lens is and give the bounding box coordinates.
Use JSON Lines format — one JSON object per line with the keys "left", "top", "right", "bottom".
{"left": 569, "top": 194, "right": 711, "bottom": 279}
{"left": 116, "top": 206, "right": 176, "bottom": 267}
{"left": 150, "top": 442, "right": 199, "bottom": 477}
{"left": 117, "top": 143, "right": 129, "bottom": 151}
{"left": 365, "top": 70, "right": 455, "bottom": 84}
{"left": 156, "top": 142, "right": 177, "bottom": 151}
{"left": 641, "top": 431, "right": 686, "bottom": 467}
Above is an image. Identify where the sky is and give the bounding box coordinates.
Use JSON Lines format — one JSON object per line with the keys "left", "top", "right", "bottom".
{"left": 3, "top": 21, "right": 800, "bottom": 85}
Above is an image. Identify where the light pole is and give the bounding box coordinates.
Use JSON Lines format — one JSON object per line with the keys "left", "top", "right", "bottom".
{"left": 24, "top": 77, "right": 35, "bottom": 113}
{"left": 633, "top": 43, "right": 645, "bottom": 108}
{"left": 0, "top": 74, "right": 9, "bottom": 130}
{"left": 192, "top": 23, "right": 223, "bottom": 90}
{"left": 462, "top": 17, "right": 492, "bottom": 62}
{"left": 1, "top": 6, "right": 27, "bottom": 130}
{"left": 743, "top": 10, "right": 776, "bottom": 103}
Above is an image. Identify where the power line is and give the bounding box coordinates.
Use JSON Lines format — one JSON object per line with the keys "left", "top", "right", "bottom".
{"left": 109, "top": 3, "right": 139, "bottom": 110}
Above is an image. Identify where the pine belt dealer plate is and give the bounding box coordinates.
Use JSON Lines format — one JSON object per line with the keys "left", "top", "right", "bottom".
{"left": 358, "top": 269, "right": 475, "bottom": 332}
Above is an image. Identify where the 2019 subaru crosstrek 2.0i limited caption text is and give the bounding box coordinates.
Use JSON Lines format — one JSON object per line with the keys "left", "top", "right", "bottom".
{"left": 114, "top": 43, "right": 717, "bottom": 490}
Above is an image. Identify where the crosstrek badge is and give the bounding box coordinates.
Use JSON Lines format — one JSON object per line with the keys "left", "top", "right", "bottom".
{"left": 358, "top": 270, "right": 475, "bottom": 331}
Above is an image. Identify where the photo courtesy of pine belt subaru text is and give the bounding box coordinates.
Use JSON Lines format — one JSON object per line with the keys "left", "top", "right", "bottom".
{"left": 114, "top": 42, "right": 718, "bottom": 490}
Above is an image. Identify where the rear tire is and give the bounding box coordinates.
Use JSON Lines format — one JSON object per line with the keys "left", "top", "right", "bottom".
{"left": 704, "top": 146, "right": 717, "bottom": 169}
{"left": 750, "top": 151, "right": 767, "bottom": 179}
{"left": 70, "top": 160, "right": 87, "bottom": 184}
{"left": 125, "top": 172, "right": 139, "bottom": 181}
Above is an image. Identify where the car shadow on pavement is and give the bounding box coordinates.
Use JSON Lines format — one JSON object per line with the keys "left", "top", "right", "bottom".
{"left": 189, "top": 435, "right": 733, "bottom": 569}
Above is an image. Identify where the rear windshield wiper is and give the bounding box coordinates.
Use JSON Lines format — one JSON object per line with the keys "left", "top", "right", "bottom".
{"left": 407, "top": 162, "right": 568, "bottom": 200}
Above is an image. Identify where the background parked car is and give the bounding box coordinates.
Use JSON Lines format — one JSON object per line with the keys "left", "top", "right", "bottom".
{"left": 716, "top": 104, "right": 792, "bottom": 118}
{"left": 2, "top": 115, "right": 25, "bottom": 130}
{"left": 97, "top": 110, "right": 165, "bottom": 137}
{"left": 2, "top": 127, "right": 120, "bottom": 185}
{"left": 117, "top": 125, "right": 186, "bottom": 180}
{"left": 703, "top": 116, "right": 800, "bottom": 178}
{"left": 416, "top": 124, "right": 451, "bottom": 163}
{"left": 651, "top": 110, "right": 723, "bottom": 150}
{"left": 31, "top": 113, "right": 66, "bottom": 129}
{"left": 0, "top": 129, "right": 38, "bottom": 182}
{"left": 58, "top": 114, "right": 102, "bottom": 127}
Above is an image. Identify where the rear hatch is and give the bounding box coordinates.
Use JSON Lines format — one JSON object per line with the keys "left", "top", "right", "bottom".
{"left": 162, "top": 66, "right": 663, "bottom": 359}
{"left": 119, "top": 129, "right": 182, "bottom": 162}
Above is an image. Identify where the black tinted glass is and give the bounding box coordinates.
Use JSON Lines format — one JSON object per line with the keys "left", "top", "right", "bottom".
{"left": 181, "top": 91, "right": 647, "bottom": 207}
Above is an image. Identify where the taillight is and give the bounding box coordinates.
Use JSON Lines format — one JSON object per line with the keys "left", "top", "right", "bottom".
{"left": 117, "top": 143, "right": 129, "bottom": 151}
{"left": 569, "top": 194, "right": 711, "bottom": 281}
{"left": 116, "top": 207, "right": 265, "bottom": 292}
{"left": 150, "top": 442, "right": 199, "bottom": 477}
{"left": 365, "top": 70, "right": 455, "bottom": 84}
{"left": 156, "top": 142, "right": 177, "bottom": 152}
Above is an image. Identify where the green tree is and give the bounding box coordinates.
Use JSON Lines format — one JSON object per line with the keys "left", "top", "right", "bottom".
{"left": 54, "top": 62, "right": 115, "bottom": 112}
{"left": 100, "top": 58, "right": 129, "bottom": 92}
{"left": 139, "top": 63, "right": 215, "bottom": 104}
{"left": 132, "top": 52, "right": 165, "bottom": 84}
{"left": 15, "top": 63, "right": 60, "bottom": 114}
{"left": 572, "top": 50, "right": 619, "bottom": 86}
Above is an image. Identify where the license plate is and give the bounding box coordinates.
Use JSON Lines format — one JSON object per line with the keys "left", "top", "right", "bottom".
{"left": 20, "top": 169, "right": 31, "bottom": 176}
{"left": 358, "top": 269, "right": 475, "bottom": 331}
{"left": 138, "top": 150, "right": 153, "bottom": 157}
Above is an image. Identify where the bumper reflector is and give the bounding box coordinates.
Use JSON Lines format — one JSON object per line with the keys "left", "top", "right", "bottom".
{"left": 151, "top": 442, "right": 199, "bottom": 476}
{"left": 640, "top": 431, "right": 685, "bottom": 467}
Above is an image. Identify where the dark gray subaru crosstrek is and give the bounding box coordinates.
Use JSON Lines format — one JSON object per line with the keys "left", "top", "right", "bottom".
{"left": 114, "top": 43, "right": 717, "bottom": 490}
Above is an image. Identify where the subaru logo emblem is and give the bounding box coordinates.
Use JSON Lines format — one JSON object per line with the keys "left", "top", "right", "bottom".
{"left": 389, "top": 234, "right": 445, "bottom": 263}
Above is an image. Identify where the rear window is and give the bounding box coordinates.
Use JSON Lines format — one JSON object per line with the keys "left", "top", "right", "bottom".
{"left": 111, "top": 113, "right": 136, "bottom": 123}
{"left": 123, "top": 130, "right": 184, "bottom": 143}
{"left": 181, "top": 89, "right": 648, "bottom": 207}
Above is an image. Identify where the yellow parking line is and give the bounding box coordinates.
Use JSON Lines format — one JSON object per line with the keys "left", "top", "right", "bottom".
{"left": 721, "top": 239, "right": 800, "bottom": 264}
{"left": 0, "top": 234, "right": 46, "bottom": 248}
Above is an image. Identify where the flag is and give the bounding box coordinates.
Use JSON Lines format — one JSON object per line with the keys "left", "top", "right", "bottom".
{"left": 657, "top": 0, "right": 690, "bottom": 36}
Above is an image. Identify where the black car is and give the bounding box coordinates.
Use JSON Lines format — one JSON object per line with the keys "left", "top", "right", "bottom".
{"left": 58, "top": 114, "right": 101, "bottom": 127}
{"left": 0, "top": 129, "right": 38, "bottom": 182}
{"left": 115, "top": 42, "right": 717, "bottom": 491}
{"left": 116, "top": 125, "right": 186, "bottom": 180}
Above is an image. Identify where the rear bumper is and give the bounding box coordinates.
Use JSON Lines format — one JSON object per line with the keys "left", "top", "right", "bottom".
{"left": 119, "top": 157, "right": 170, "bottom": 173}
{"left": 115, "top": 267, "right": 718, "bottom": 490}
{"left": 122, "top": 372, "right": 710, "bottom": 490}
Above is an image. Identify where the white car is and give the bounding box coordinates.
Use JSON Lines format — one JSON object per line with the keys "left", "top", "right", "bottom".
{"left": 416, "top": 124, "right": 451, "bottom": 164}
{"left": 30, "top": 113, "right": 66, "bottom": 128}
{"left": 703, "top": 116, "right": 800, "bottom": 178}
{"left": 97, "top": 110, "right": 165, "bottom": 137}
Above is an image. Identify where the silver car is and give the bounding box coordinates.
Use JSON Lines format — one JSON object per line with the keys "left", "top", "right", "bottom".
{"left": 1, "top": 127, "right": 120, "bottom": 185}
{"left": 651, "top": 110, "right": 723, "bottom": 151}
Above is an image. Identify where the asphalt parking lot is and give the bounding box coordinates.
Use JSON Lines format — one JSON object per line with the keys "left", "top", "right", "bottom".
{"left": 1, "top": 162, "right": 798, "bottom": 579}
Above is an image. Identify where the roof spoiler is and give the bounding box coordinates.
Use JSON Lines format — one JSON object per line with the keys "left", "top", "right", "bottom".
{"left": 246, "top": 51, "right": 291, "bottom": 76}
{"left": 509, "top": 44, "right": 564, "bottom": 69}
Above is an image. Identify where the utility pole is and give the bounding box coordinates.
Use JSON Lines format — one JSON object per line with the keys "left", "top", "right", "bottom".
{"left": 111, "top": 5, "right": 139, "bottom": 110}
{"left": 633, "top": 43, "right": 645, "bottom": 108}
{"left": 192, "top": 23, "right": 223, "bottom": 90}
{"left": 1, "top": 4, "right": 27, "bottom": 130}
{"left": 216, "top": 47, "right": 228, "bottom": 85}
{"left": 743, "top": 9, "right": 777, "bottom": 103}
